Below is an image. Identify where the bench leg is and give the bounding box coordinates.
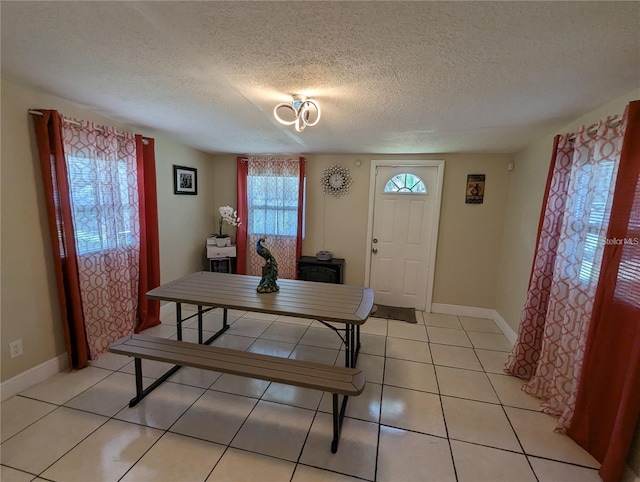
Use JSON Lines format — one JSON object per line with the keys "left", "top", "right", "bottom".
{"left": 331, "top": 393, "right": 350, "bottom": 453}
{"left": 128, "top": 357, "right": 181, "bottom": 407}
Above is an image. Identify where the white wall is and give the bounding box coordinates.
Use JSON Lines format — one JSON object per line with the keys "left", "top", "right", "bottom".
{"left": 495, "top": 87, "right": 640, "bottom": 333}
{"left": 211, "top": 153, "right": 513, "bottom": 307}
{"left": 0, "top": 79, "right": 216, "bottom": 381}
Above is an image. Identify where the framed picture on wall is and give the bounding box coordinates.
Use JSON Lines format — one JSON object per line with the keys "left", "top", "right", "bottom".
{"left": 465, "top": 174, "right": 485, "bottom": 204}
{"left": 173, "top": 165, "right": 197, "bottom": 195}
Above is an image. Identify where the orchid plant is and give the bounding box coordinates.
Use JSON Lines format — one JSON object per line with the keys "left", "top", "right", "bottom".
{"left": 218, "top": 206, "right": 241, "bottom": 237}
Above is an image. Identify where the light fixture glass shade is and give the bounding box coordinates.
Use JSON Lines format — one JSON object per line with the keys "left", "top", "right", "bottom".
{"left": 274, "top": 96, "right": 321, "bottom": 132}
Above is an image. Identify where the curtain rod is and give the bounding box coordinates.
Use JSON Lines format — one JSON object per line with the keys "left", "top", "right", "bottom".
{"left": 568, "top": 115, "right": 623, "bottom": 142}
{"left": 28, "top": 109, "right": 150, "bottom": 144}
{"left": 240, "top": 156, "right": 305, "bottom": 163}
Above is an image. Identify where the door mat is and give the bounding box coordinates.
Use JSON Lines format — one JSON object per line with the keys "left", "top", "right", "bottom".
{"left": 371, "top": 304, "right": 417, "bottom": 324}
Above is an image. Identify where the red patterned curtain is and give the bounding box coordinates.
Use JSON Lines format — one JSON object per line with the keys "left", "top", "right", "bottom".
{"left": 569, "top": 100, "right": 640, "bottom": 482}
{"left": 32, "top": 110, "right": 160, "bottom": 367}
{"left": 236, "top": 156, "right": 305, "bottom": 278}
{"left": 504, "top": 108, "right": 629, "bottom": 431}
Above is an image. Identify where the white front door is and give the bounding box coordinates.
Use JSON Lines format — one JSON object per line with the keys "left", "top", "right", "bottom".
{"left": 367, "top": 162, "right": 443, "bottom": 311}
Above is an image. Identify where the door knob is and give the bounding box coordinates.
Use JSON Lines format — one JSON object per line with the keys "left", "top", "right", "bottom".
{"left": 372, "top": 248, "right": 378, "bottom": 254}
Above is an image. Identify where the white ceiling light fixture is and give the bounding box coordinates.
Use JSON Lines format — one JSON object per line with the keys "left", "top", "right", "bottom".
{"left": 273, "top": 95, "right": 321, "bottom": 132}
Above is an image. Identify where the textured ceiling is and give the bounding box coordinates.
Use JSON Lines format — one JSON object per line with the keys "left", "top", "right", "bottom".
{"left": 2, "top": 1, "right": 639, "bottom": 155}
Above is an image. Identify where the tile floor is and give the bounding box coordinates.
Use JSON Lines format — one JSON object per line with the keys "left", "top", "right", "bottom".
{"left": 1, "top": 308, "right": 602, "bottom": 481}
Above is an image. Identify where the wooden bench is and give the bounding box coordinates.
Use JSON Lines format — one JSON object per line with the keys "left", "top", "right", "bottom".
{"left": 110, "top": 334, "right": 366, "bottom": 453}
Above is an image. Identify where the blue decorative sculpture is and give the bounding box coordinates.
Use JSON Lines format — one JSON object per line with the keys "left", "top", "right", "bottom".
{"left": 256, "top": 237, "right": 279, "bottom": 293}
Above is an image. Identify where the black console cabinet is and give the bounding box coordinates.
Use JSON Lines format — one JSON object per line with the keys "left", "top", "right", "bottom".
{"left": 296, "top": 256, "right": 345, "bottom": 284}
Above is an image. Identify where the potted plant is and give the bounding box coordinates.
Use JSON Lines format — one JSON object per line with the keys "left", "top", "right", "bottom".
{"left": 216, "top": 206, "right": 241, "bottom": 247}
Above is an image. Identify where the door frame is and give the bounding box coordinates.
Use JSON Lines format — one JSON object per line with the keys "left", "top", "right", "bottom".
{"left": 365, "top": 160, "right": 445, "bottom": 312}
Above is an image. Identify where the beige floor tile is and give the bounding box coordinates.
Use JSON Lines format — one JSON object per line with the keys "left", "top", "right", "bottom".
{"left": 64, "top": 371, "right": 137, "bottom": 417}
{"left": 121, "top": 432, "right": 224, "bottom": 482}
{"left": 114, "top": 382, "right": 205, "bottom": 430}
{"left": 0, "top": 407, "right": 106, "bottom": 474}
{"left": 425, "top": 312, "right": 463, "bottom": 329}
{"left": 360, "top": 317, "right": 388, "bottom": 335}
{"left": 415, "top": 311, "right": 426, "bottom": 324}
{"left": 19, "top": 366, "right": 111, "bottom": 405}
{"left": 259, "top": 321, "right": 308, "bottom": 343}
{"left": 206, "top": 447, "right": 295, "bottom": 482}
{"left": 246, "top": 338, "right": 296, "bottom": 358}
{"left": 475, "top": 348, "right": 509, "bottom": 374}
{"left": 262, "top": 382, "right": 323, "bottom": 410}
{"left": 168, "top": 365, "right": 222, "bottom": 388}
{"left": 241, "top": 311, "right": 279, "bottom": 322}
{"left": 459, "top": 316, "right": 502, "bottom": 333}
{"left": 210, "top": 373, "right": 270, "bottom": 398}
{"left": 377, "top": 426, "right": 456, "bottom": 482}
{"left": 184, "top": 312, "right": 230, "bottom": 332}
{"left": 505, "top": 407, "right": 600, "bottom": 467}
{"left": 299, "top": 326, "right": 344, "bottom": 350}
{"left": 430, "top": 344, "right": 483, "bottom": 371}
{"left": 210, "top": 333, "right": 255, "bottom": 351}
{"left": 451, "top": 440, "right": 537, "bottom": 482}
{"left": 90, "top": 351, "right": 131, "bottom": 370}
{"left": 387, "top": 320, "right": 428, "bottom": 341}
{"left": 442, "top": 396, "right": 521, "bottom": 451}
{"left": 289, "top": 345, "right": 340, "bottom": 365}
{"left": 355, "top": 353, "right": 385, "bottom": 384}
{"left": 175, "top": 327, "right": 216, "bottom": 344}
{"left": 119, "top": 357, "right": 175, "bottom": 380}
{"left": 170, "top": 389, "right": 256, "bottom": 444}
{"left": 292, "top": 464, "right": 363, "bottom": 481}
{"left": 1, "top": 396, "right": 57, "bottom": 443}
{"left": 206, "top": 331, "right": 256, "bottom": 351}
{"left": 386, "top": 337, "right": 432, "bottom": 363}
{"left": 529, "top": 456, "right": 602, "bottom": 481}
{"left": 226, "top": 318, "right": 272, "bottom": 337}
{"left": 231, "top": 400, "right": 315, "bottom": 461}
{"left": 488, "top": 373, "right": 542, "bottom": 411}
{"left": 358, "top": 333, "right": 386, "bottom": 356}
{"left": 380, "top": 385, "right": 446, "bottom": 437}
{"left": 141, "top": 323, "right": 177, "bottom": 338}
{"left": 435, "top": 365, "right": 500, "bottom": 403}
{"left": 0, "top": 465, "right": 34, "bottom": 481}
{"left": 41, "top": 419, "right": 162, "bottom": 482}
{"left": 274, "top": 315, "right": 313, "bottom": 326}
{"left": 427, "top": 326, "right": 473, "bottom": 347}
{"left": 318, "top": 382, "right": 382, "bottom": 423}
{"left": 384, "top": 358, "right": 438, "bottom": 393}
{"left": 467, "top": 331, "right": 512, "bottom": 351}
{"left": 299, "top": 412, "right": 378, "bottom": 480}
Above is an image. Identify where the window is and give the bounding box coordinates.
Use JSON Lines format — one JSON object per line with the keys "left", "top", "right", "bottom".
{"left": 578, "top": 160, "right": 616, "bottom": 284}
{"left": 67, "top": 155, "right": 135, "bottom": 255}
{"left": 384, "top": 173, "right": 427, "bottom": 193}
{"left": 247, "top": 163, "right": 303, "bottom": 237}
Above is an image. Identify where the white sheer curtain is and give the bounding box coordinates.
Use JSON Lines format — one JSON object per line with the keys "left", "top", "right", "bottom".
{"left": 505, "top": 111, "right": 627, "bottom": 432}
{"left": 63, "top": 120, "right": 140, "bottom": 358}
{"left": 246, "top": 157, "right": 301, "bottom": 279}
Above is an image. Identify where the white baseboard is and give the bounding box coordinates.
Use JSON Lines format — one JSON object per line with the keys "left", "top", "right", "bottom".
{"left": 1, "top": 353, "right": 68, "bottom": 402}
{"left": 431, "top": 303, "right": 517, "bottom": 345}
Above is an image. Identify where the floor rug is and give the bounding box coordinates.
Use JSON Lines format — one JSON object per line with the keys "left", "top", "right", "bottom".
{"left": 371, "top": 304, "right": 417, "bottom": 323}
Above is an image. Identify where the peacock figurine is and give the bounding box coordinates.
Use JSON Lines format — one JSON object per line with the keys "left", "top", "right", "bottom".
{"left": 256, "top": 237, "right": 279, "bottom": 293}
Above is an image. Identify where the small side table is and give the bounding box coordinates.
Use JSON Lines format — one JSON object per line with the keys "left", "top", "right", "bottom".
{"left": 206, "top": 243, "right": 237, "bottom": 273}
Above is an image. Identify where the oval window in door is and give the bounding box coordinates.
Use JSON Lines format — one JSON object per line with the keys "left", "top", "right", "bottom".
{"left": 383, "top": 173, "right": 427, "bottom": 193}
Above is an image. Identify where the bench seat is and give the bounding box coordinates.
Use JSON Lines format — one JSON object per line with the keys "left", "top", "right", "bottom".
{"left": 110, "top": 334, "right": 366, "bottom": 452}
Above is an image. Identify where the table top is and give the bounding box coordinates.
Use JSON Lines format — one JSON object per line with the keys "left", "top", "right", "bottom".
{"left": 147, "top": 271, "right": 374, "bottom": 325}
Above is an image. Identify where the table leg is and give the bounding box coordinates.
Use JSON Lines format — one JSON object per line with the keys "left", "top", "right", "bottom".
{"left": 176, "top": 303, "right": 183, "bottom": 341}
{"left": 197, "top": 305, "right": 203, "bottom": 344}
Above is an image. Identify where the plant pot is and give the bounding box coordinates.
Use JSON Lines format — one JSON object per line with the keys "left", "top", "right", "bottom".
{"left": 215, "top": 237, "right": 228, "bottom": 247}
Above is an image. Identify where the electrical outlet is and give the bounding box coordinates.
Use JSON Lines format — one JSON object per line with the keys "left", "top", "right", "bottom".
{"left": 9, "top": 339, "right": 23, "bottom": 358}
